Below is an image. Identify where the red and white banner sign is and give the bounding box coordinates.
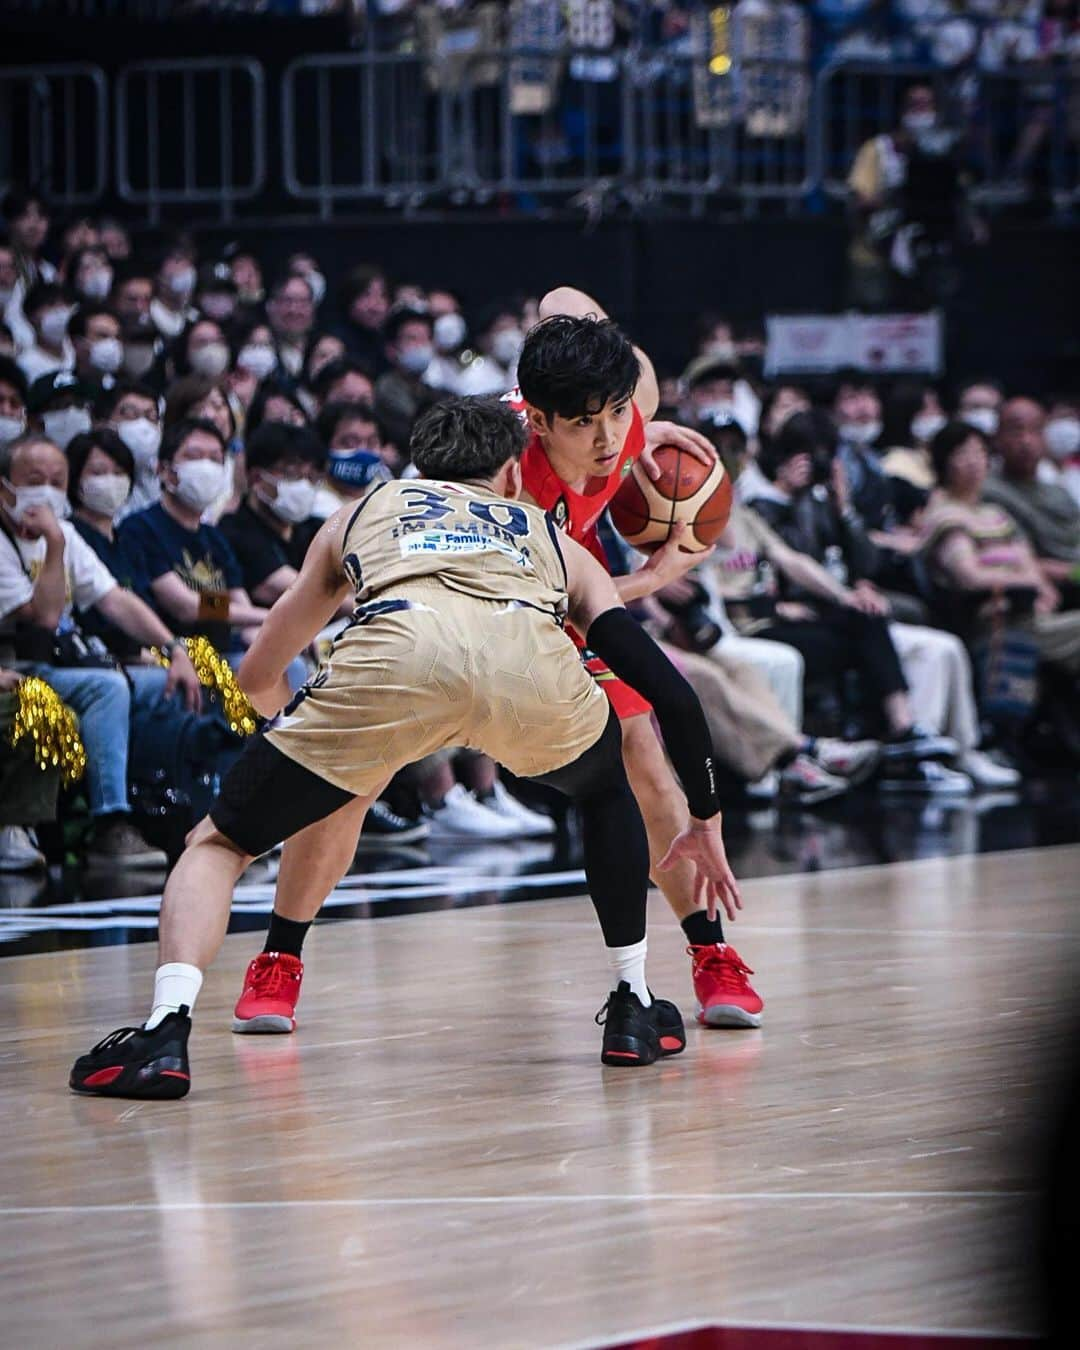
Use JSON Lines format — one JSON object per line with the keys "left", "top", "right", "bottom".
{"left": 765, "top": 311, "right": 943, "bottom": 377}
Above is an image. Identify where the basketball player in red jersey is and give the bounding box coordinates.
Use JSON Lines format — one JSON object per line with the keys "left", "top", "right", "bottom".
{"left": 508, "top": 289, "right": 763, "bottom": 1028}
{"left": 229, "top": 289, "right": 762, "bottom": 1037}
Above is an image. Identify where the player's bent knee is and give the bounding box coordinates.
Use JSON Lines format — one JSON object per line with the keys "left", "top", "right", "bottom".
{"left": 185, "top": 815, "right": 254, "bottom": 861}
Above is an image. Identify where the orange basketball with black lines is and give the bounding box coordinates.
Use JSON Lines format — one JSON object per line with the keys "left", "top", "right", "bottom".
{"left": 609, "top": 445, "right": 732, "bottom": 554}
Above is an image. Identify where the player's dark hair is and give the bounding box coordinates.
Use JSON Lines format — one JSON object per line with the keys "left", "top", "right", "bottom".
{"left": 66, "top": 427, "right": 135, "bottom": 504}
{"left": 929, "top": 420, "right": 990, "bottom": 487}
{"left": 410, "top": 396, "right": 527, "bottom": 482}
{"left": 159, "top": 417, "right": 226, "bottom": 464}
{"left": 517, "top": 315, "right": 639, "bottom": 422}
{"left": 245, "top": 420, "right": 326, "bottom": 474}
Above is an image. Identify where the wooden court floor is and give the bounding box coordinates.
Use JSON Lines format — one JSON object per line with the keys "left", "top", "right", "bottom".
{"left": 2, "top": 844, "right": 1077, "bottom": 1349}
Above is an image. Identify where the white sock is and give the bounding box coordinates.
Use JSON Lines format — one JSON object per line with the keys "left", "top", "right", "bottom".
{"left": 607, "top": 938, "right": 651, "bottom": 1006}
{"left": 145, "top": 963, "right": 203, "bottom": 1029}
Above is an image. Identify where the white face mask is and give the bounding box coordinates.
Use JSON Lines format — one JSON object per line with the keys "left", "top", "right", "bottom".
{"left": 173, "top": 458, "right": 226, "bottom": 512}
{"left": 167, "top": 265, "right": 196, "bottom": 297}
{"left": 911, "top": 412, "right": 947, "bottom": 444}
{"left": 840, "top": 420, "right": 882, "bottom": 447}
{"left": 5, "top": 480, "right": 71, "bottom": 523}
{"left": 263, "top": 476, "right": 316, "bottom": 524}
{"left": 696, "top": 400, "right": 735, "bottom": 422}
{"left": 434, "top": 311, "right": 467, "bottom": 353}
{"left": 491, "top": 328, "right": 525, "bottom": 368}
{"left": 81, "top": 268, "right": 113, "bottom": 301}
{"left": 117, "top": 416, "right": 162, "bottom": 469}
{"left": 961, "top": 406, "right": 999, "bottom": 437}
{"left": 0, "top": 414, "right": 26, "bottom": 446}
{"left": 399, "top": 344, "right": 433, "bottom": 375}
{"left": 79, "top": 471, "right": 132, "bottom": 518}
{"left": 305, "top": 271, "right": 326, "bottom": 306}
{"left": 903, "top": 111, "right": 937, "bottom": 135}
{"left": 1045, "top": 417, "right": 1080, "bottom": 461}
{"left": 189, "top": 342, "right": 230, "bottom": 378}
{"left": 43, "top": 407, "right": 92, "bottom": 450}
{"left": 237, "top": 343, "right": 278, "bottom": 380}
{"left": 39, "top": 307, "right": 71, "bottom": 347}
{"left": 89, "top": 336, "right": 124, "bottom": 374}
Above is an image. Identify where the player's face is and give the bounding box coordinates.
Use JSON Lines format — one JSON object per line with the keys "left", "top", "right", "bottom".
{"left": 534, "top": 396, "right": 633, "bottom": 479}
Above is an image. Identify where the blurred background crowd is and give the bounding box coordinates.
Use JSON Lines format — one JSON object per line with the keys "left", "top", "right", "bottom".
{"left": 0, "top": 0, "right": 1077, "bottom": 884}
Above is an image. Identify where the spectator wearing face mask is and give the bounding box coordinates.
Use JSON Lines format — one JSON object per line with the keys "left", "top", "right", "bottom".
{"left": 110, "top": 262, "right": 155, "bottom": 338}
{"left": 0, "top": 433, "right": 202, "bottom": 866}
{"left": 245, "top": 379, "right": 308, "bottom": 438}
{"left": 955, "top": 378, "right": 1005, "bottom": 439}
{"left": 17, "top": 282, "right": 75, "bottom": 385}
{"left": 374, "top": 307, "right": 439, "bottom": 450}
{"left": 266, "top": 273, "right": 316, "bottom": 377}
{"left": 423, "top": 296, "right": 470, "bottom": 395}
{"left": 66, "top": 246, "right": 114, "bottom": 309}
{"left": 312, "top": 400, "right": 393, "bottom": 518}
{"left": 99, "top": 379, "right": 163, "bottom": 520}
{"left": 27, "top": 370, "right": 94, "bottom": 452}
{"left": 334, "top": 264, "right": 391, "bottom": 371}
{"left": 830, "top": 372, "right": 908, "bottom": 533}
{"left": 1043, "top": 398, "right": 1080, "bottom": 511}
{"left": 68, "top": 304, "right": 124, "bottom": 394}
{"left": 456, "top": 300, "right": 525, "bottom": 397}
{"left": 878, "top": 378, "right": 948, "bottom": 504}
{"left": 164, "top": 375, "right": 242, "bottom": 521}
{"left": 171, "top": 317, "right": 232, "bottom": 384}
{"left": 150, "top": 246, "right": 199, "bottom": 341}
{"left": 984, "top": 397, "right": 1080, "bottom": 593}
{"left": 219, "top": 422, "right": 327, "bottom": 609}
{"left": 0, "top": 356, "right": 28, "bottom": 451}
{"left": 1, "top": 189, "right": 55, "bottom": 352}
{"left": 57, "top": 216, "right": 99, "bottom": 274}
{"left": 227, "top": 318, "right": 279, "bottom": 419}
{"left": 118, "top": 419, "right": 270, "bottom": 655}
{"left": 680, "top": 351, "right": 761, "bottom": 442}
{"left": 194, "top": 262, "right": 239, "bottom": 328}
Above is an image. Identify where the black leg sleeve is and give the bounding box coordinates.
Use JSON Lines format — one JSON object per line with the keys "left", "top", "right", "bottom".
{"left": 584, "top": 608, "right": 721, "bottom": 820}
{"left": 530, "top": 709, "right": 649, "bottom": 948}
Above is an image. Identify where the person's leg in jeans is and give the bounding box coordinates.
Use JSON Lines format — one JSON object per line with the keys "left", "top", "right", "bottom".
{"left": 33, "top": 664, "right": 166, "bottom": 865}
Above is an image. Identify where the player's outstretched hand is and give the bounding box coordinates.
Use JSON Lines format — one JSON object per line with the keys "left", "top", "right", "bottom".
{"left": 641, "top": 420, "right": 717, "bottom": 480}
{"left": 657, "top": 817, "right": 742, "bottom": 924}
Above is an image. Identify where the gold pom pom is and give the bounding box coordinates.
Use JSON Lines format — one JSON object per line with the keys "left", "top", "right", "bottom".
{"left": 8, "top": 676, "right": 87, "bottom": 788}
{"left": 153, "top": 636, "right": 257, "bottom": 737}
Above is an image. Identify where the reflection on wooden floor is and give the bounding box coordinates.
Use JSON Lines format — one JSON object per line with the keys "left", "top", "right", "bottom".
{"left": 2, "top": 845, "right": 1077, "bottom": 1350}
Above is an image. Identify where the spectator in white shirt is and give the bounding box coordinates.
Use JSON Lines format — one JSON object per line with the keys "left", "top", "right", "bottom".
{"left": 16, "top": 282, "right": 75, "bottom": 385}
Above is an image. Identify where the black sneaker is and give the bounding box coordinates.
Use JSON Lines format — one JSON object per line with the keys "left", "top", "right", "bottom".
{"left": 70, "top": 1009, "right": 192, "bottom": 1099}
{"left": 882, "top": 725, "right": 959, "bottom": 764}
{"left": 357, "top": 799, "right": 431, "bottom": 848}
{"left": 653, "top": 995, "right": 686, "bottom": 1056}
{"left": 879, "top": 759, "right": 973, "bottom": 795}
{"left": 595, "top": 982, "right": 661, "bottom": 1067}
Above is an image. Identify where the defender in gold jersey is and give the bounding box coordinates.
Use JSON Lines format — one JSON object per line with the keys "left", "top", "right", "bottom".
{"left": 70, "top": 399, "right": 740, "bottom": 1099}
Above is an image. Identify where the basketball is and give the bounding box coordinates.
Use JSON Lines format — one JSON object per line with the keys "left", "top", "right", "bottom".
{"left": 608, "top": 445, "right": 733, "bottom": 553}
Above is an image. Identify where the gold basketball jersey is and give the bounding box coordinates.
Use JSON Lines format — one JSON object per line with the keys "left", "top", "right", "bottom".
{"left": 338, "top": 479, "right": 570, "bottom": 618}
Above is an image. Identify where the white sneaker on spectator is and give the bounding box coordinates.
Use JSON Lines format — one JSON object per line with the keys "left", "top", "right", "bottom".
{"left": 423, "top": 784, "right": 522, "bottom": 840}
{"left": 811, "top": 738, "right": 883, "bottom": 785}
{"left": 745, "top": 771, "right": 779, "bottom": 800}
{"left": 879, "top": 760, "right": 974, "bottom": 795}
{"left": 482, "top": 780, "right": 556, "bottom": 837}
{"left": 0, "top": 826, "right": 47, "bottom": 873}
{"left": 779, "top": 755, "right": 849, "bottom": 805}
{"left": 958, "top": 749, "right": 1021, "bottom": 790}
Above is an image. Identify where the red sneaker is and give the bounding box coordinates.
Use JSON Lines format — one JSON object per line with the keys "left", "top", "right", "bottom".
{"left": 688, "top": 944, "right": 763, "bottom": 1029}
{"left": 231, "top": 952, "right": 303, "bottom": 1034}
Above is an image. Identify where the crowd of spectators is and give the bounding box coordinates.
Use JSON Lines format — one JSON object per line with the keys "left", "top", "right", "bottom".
{"left": 1, "top": 181, "right": 1078, "bottom": 876}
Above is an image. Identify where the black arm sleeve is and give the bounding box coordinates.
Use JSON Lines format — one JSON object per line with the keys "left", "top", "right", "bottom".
{"left": 585, "top": 608, "right": 721, "bottom": 820}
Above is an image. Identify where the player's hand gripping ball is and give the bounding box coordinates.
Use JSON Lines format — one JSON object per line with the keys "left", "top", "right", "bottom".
{"left": 609, "top": 444, "right": 732, "bottom": 554}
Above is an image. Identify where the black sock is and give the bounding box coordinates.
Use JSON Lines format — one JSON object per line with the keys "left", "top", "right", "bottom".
{"left": 264, "top": 912, "right": 311, "bottom": 959}
{"left": 682, "top": 909, "right": 725, "bottom": 947}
